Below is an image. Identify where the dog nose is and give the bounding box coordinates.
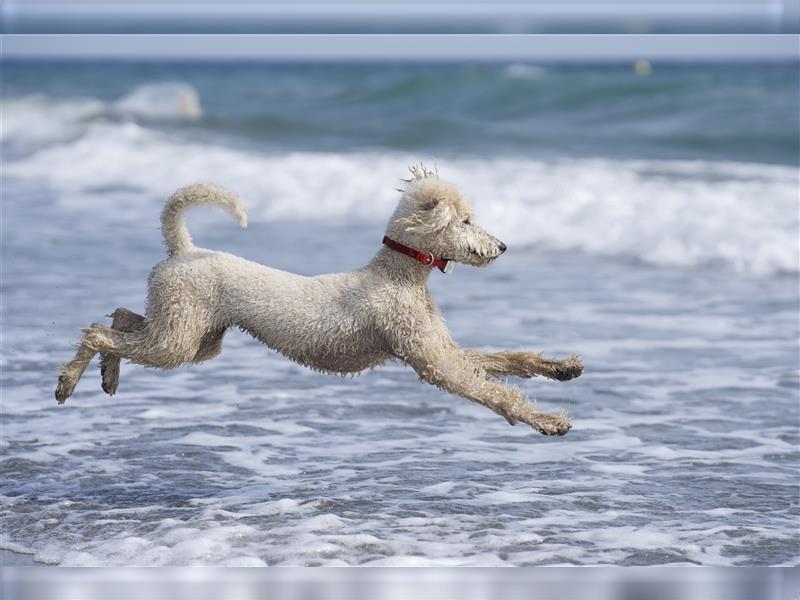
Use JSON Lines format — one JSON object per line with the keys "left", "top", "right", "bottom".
{"left": 498, "top": 241, "right": 507, "bottom": 253}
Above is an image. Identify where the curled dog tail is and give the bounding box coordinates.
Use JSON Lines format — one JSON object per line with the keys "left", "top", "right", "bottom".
{"left": 161, "top": 183, "right": 248, "bottom": 256}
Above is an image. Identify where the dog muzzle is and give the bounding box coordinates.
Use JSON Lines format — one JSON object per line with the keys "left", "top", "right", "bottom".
{"left": 382, "top": 236, "right": 454, "bottom": 274}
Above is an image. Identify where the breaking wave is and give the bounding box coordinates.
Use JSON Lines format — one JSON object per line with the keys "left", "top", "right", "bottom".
{"left": 2, "top": 82, "right": 201, "bottom": 151}
{"left": 3, "top": 87, "right": 798, "bottom": 277}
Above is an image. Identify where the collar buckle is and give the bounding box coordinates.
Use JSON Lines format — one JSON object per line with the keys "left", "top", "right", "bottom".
{"left": 382, "top": 236, "right": 453, "bottom": 275}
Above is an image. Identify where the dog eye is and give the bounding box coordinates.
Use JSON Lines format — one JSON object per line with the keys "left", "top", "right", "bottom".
{"left": 462, "top": 218, "right": 471, "bottom": 226}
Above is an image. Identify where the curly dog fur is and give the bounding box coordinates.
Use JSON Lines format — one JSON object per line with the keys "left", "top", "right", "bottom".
{"left": 56, "top": 165, "right": 583, "bottom": 436}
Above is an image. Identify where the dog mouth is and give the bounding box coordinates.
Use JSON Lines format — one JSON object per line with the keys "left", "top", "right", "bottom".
{"left": 448, "top": 252, "right": 499, "bottom": 267}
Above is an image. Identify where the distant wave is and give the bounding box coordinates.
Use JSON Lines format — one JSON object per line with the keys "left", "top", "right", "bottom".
{"left": 504, "top": 64, "right": 547, "bottom": 79}
{"left": 115, "top": 82, "right": 202, "bottom": 120}
{"left": 4, "top": 109, "right": 797, "bottom": 277}
{"left": 1, "top": 82, "right": 201, "bottom": 152}
{"left": 1, "top": 94, "right": 106, "bottom": 150}
{"left": 4, "top": 63, "right": 797, "bottom": 165}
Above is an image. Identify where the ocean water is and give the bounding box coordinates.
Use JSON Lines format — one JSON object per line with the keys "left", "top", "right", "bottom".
{"left": 1, "top": 61, "right": 798, "bottom": 566}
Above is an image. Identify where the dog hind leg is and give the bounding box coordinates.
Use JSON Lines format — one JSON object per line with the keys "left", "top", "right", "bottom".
{"left": 100, "top": 308, "right": 146, "bottom": 396}
{"left": 56, "top": 317, "right": 144, "bottom": 404}
{"left": 82, "top": 321, "right": 208, "bottom": 370}
{"left": 55, "top": 338, "right": 98, "bottom": 404}
{"left": 58, "top": 311, "right": 215, "bottom": 403}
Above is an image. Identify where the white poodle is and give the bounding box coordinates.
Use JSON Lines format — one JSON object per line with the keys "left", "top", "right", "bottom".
{"left": 56, "top": 166, "right": 582, "bottom": 435}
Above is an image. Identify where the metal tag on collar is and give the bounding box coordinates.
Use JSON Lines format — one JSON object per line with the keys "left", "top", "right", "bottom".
{"left": 441, "top": 261, "right": 455, "bottom": 274}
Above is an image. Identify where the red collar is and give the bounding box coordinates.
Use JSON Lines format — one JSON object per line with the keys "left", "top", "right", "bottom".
{"left": 382, "top": 236, "right": 454, "bottom": 274}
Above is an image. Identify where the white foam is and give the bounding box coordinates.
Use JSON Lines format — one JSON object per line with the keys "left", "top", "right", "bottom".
{"left": 2, "top": 82, "right": 201, "bottom": 150}
{"left": 293, "top": 514, "right": 347, "bottom": 532}
{"left": 419, "top": 481, "right": 457, "bottom": 495}
{"left": 475, "top": 490, "right": 537, "bottom": 504}
{"left": 54, "top": 523, "right": 266, "bottom": 566}
{"left": 115, "top": 82, "right": 202, "bottom": 120}
{"left": 1, "top": 95, "right": 106, "bottom": 147}
{"left": 591, "top": 463, "right": 649, "bottom": 476}
{"left": 246, "top": 498, "right": 306, "bottom": 516}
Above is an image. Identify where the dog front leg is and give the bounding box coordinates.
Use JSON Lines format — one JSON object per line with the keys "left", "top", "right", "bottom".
{"left": 464, "top": 349, "right": 583, "bottom": 381}
{"left": 402, "top": 343, "right": 571, "bottom": 436}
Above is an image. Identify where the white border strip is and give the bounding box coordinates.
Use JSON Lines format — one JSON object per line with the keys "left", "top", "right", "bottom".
{"left": 2, "top": 34, "right": 799, "bottom": 61}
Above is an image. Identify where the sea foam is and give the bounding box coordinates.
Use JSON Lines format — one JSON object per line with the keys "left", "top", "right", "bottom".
{"left": 2, "top": 73, "right": 798, "bottom": 569}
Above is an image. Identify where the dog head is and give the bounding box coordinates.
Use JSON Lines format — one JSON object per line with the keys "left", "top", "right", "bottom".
{"left": 385, "top": 164, "right": 507, "bottom": 267}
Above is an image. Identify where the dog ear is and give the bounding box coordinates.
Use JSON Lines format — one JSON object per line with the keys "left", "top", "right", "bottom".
{"left": 418, "top": 197, "right": 440, "bottom": 212}
{"left": 399, "top": 198, "right": 454, "bottom": 234}
{"left": 417, "top": 198, "right": 454, "bottom": 232}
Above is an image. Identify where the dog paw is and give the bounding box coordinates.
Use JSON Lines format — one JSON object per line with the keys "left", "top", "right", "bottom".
{"left": 55, "top": 373, "right": 76, "bottom": 404}
{"left": 100, "top": 360, "right": 119, "bottom": 396}
{"left": 531, "top": 413, "right": 572, "bottom": 436}
{"left": 553, "top": 354, "right": 583, "bottom": 381}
